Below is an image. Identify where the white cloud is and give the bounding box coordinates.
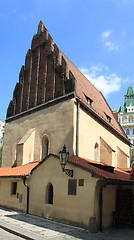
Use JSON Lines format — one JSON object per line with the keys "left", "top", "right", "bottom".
{"left": 80, "top": 66, "right": 121, "bottom": 98}
{"left": 101, "top": 30, "right": 119, "bottom": 51}
{"left": 102, "top": 31, "right": 112, "bottom": 40}
{"left": 105, "top": 41, "right": 119, "bottom": 51}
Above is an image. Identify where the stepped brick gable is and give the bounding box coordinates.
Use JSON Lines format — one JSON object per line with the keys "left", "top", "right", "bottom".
{"left": 6, "top": 21, "right": 129, "bottom": 144}
{"left": 7, "top": 21, "right": 75, "bottom": 118}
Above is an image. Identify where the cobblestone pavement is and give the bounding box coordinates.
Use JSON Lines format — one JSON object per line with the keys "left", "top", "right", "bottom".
{"left": 0, "top": 207, "right": 134, "bottom": 240}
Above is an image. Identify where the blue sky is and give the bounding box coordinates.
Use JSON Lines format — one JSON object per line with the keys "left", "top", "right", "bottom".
{"left": 0, "top": 0, "right": 134, "bottom": 120}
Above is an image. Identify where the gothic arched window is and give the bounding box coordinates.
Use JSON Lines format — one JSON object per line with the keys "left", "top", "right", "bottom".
{"left": 94, "top": 143, "right": 99, "bottom": 161}
{"left": 45, "top": 183, "right": 53, "bottom": 205}
{"left": 42, "top": 135, "right": 49, "bottom": 159}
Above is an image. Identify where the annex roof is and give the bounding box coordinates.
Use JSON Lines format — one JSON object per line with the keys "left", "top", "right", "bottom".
{"left": 0, "top": 155, "right": 133, "bottom": 184}
{"left": 68, "top": 155, "right": 134, "bottom": 183}
{"left": 0, "top": 160, "right": 41, "bottom": 178}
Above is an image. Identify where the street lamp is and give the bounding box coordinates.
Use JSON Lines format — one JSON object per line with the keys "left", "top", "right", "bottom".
{"left": 59, "top": 145, "right": 73, "bottom": 178}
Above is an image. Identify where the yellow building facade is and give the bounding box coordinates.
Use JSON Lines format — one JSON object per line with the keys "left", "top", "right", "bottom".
{"left": 0, "top": 155, "right": 134, "bottom": 230}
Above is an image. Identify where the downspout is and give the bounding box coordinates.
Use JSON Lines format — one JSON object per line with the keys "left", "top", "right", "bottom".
{"left": 99, "top": 187, "right": 103, "bottom": 231}
{"left": 76, "top": 100, "right": 80, "bottom": 156}
{"left": 97, "top": 179, "right": 106, "bottom": 232}
{"left": 22, "top": 176, "right": 29, "bottom": 214}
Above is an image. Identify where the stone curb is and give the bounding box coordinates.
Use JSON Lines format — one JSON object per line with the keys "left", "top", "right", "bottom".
{"left": 0, "top": 219, "right": 45, "bottom": 240}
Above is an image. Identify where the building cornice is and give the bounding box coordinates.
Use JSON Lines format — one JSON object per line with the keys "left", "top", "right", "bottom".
{"left": 6, "top": 92, "right": 74, "bottom": 123}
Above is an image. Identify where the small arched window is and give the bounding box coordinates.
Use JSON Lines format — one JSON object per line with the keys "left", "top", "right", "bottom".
{"left": 45, "top": 183, "right": 53, "bottom": 205}
{"left": 42, "top": 135, "right": 49, "bottom": 159}
{"left": 94, "top": 143, "right": 99, "bottom": 161}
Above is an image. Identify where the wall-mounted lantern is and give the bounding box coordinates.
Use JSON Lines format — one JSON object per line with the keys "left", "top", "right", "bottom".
{"left": 59, "top": 145, "right": 73, "bottom": 177}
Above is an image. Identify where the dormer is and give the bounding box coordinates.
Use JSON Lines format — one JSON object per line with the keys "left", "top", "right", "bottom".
{"left": 84, "top": 93, "right": 93, "bottom": 107}
{"left": 16, "top": 128, "right": 35, "bottom": 166}
{"left": 104, "top": 112, "right": 111, "bottom": 123}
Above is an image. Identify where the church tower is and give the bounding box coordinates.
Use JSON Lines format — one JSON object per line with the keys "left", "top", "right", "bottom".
{"left": 118, "top": 85, "right": 134, "bottom": 163}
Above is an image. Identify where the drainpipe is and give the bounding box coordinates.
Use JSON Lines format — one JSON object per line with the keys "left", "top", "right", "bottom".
{"left": 22, "top": 176, "right": 29, "bottom": 214}
{"left": 76, "top": 100, "right": 80, "bottom": 156}
{"left": 99, "top": 187, "right": 103, "bottom": 231}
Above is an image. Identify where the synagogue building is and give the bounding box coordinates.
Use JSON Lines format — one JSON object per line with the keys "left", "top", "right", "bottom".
{"left": 0, "top": 21, "right": 134, "bottom": 231}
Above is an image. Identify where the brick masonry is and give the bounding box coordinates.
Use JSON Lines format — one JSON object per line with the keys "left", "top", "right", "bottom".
{"left": 7, "top": 21, "right": 76, "bottom": 118}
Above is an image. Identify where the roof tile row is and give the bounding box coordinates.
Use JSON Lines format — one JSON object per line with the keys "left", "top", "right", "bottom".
{"left": 0, "top": 155, "right": 133, "bottom": 184}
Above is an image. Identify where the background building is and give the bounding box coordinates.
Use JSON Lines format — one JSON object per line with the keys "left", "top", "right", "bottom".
{"left": 118, "top": 86, "right": 134, "bottom": 163}
{"left": 0, "top": 119, "right": 5, "bottom": 147}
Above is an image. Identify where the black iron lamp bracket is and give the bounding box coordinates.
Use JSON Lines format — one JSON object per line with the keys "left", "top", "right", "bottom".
{"left": 63, "top": 168, "right": 73, "bottom": 178}
{"left": 59, "top": 145, "right": 73, "bottom": 178}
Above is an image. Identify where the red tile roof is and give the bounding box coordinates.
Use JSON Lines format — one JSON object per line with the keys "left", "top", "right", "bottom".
{"left": 61, "top": 52, "right": 130, "bottom": 145}
{"left": 0, "top": 160, "right": 41, "bottom": 177}
{"left": 69, "top": 155, "right": 134, "bottom": 183}
{"left": 120, "top": 167, "right": 132, "bottom": 172}
{"left": 0, "top": 155, "right": 133, "bottom": 184}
